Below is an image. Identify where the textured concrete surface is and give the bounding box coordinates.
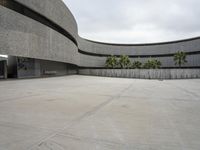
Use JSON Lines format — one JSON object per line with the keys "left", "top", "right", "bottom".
{"left": 15, "top": 0, "right": 78, "bottom": 39}
{"left": 78, "top": 37, "right": 200, "bottom": 55}
{"left": 78, "top": 37, "right": 200, "bottom": 68}
{"left": 0, "top": 75, "right": 200, "bottom": 150}
{"left": 79, "top": 69, "right": 200, "bottom": 79}
{"left": 79, "top": 53, "right": 200, "bottom": 68}
{"left": 0, "top": 5, "right": 79, "bottom": 65}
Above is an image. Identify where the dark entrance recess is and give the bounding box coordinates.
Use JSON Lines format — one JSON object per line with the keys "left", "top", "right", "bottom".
{"left": 0, "top": 60, "right": 7, "bottom": 79}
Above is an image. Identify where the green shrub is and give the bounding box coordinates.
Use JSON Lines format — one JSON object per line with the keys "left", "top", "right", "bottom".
{"left": 105, "top": 55, "right": 118, "bottom": 68}
{"left": 119, "top": 55, "right": 131, "bottom": 69}
{"left": 132, "top": 61, "right": 142, "bottom": 69}
{"left": 143, "top": 60, "right": 152, "bottom": 69}
{"left": 153, "top": 59, "right": 162, "bottom": 69}
{"left": 143, "top": 59, "right": 162, "bottom": 69}
{"left": 174, "top": 51, "right": 187, "bottom": 68}
{"left": 105, "top": 55, "right": 163, "bottom": 69}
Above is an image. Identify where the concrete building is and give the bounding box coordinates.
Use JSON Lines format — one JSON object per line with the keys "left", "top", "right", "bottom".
{"left": 0, "top": 0, "right": 200, "bottom": 78}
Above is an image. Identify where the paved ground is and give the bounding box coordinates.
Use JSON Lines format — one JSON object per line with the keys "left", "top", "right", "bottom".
{"left": 0, "top": 75, "right": 200, "bottom": 150}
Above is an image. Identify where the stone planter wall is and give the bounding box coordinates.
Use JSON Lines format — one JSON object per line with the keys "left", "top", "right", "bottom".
{"left": 79, "top": 69, "right": 200, "bottom": 79}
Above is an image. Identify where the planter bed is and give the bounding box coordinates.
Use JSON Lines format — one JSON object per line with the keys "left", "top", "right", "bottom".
{"left": 79, "top": 69, "right": 200, "bottom": 79}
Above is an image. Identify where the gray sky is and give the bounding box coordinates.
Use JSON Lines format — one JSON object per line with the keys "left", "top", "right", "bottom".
{"left": 63, "top": 0, "right": 200, "bottom": 43}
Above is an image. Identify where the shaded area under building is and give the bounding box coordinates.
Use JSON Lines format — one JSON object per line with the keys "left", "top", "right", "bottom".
{"left": 6, "top": 56, "right": 78, "bottom": 79}
{"left": 0, "top": 56, "right": 7, "bottom": 79}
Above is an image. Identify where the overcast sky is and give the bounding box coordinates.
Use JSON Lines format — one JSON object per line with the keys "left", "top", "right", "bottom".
{"left": 63, "top": 0, "right": 200, "bottom": 43}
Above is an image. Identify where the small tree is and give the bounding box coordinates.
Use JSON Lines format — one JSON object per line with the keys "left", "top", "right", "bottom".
{"left": 174, "top": 51, "right": 187, "bottom": 68}
{"left": 132, "top": 61, "right": 142, "bottom": 69}
{"left": 143, "top": 60, "right": 152, "bottom": 69}
{"left": 105, "top": 55, "right": 118, "bottom": 68}
{"left": 143, "top": 59, "right": 162, "bottom": 69}
{"left": 152, "top": 59, "right": 162, "bottom": 69}
{"left": 119, "top": 55, "right": 131, "bottom": 69}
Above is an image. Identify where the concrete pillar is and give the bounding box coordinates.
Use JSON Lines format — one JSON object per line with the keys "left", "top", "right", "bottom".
{"left": 0, "top": 60, "right": 7, "bottom": 79}
{"left": 4, "top": 60, "right": 7, "bottom": 79}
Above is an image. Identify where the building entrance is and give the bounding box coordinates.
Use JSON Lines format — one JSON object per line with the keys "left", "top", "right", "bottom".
{"left": 0, "top": 60, "right": 7, "bottom": 79}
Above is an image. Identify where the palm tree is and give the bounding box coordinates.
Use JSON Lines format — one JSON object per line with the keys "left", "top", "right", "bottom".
{"left": 143, "top": 60, "right": 152, "bottom": 69}
{"left": 174, "top": 51, "right": 187, "bottom": 68}
{"left": 132, "top": 61, "right": 142, "bottom": 69}
{"left": 119, "top": 55, "right": 131, "bottom": 69}
{"left": 143, "top": 59, "right": 162, "bottom": 69}
{"left": 105, "top": 55, "right": 118, "bottom": 68}
{"left": 152, "top": 59, "right": 162, "bottom": 69}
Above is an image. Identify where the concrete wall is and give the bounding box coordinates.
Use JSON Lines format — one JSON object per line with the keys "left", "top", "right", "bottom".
{"left": 15, "top": 0, "right": 78, "bottom": 39}
{"left": 79, "top": 69, "right": 200, "bottom": 79}
{"left": 78, "top": 37, "right": 200, "bottom": 55}
{"left": 17, "top": 57, "right": 38, "bottom": 78}
{"left": 40, "top": 60, "right": 67, "bottom": 77}
{"left": 78, "top": 37, "right": 200, "bottom": 68}
{"left": 16, "top": 58, "right": 78, "bottom": 79}
{"left": 79, "top": 53, "right": 200, "bottom": 68}
{"left": 0, "top": 2, "right": 79, "bottom": 65}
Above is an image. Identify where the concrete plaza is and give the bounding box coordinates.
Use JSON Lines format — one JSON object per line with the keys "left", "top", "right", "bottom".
{"left": 0, "top": 75, "right": 200, "bottom": 150}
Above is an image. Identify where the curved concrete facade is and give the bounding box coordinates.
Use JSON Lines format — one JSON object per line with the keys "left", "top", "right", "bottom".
{"left": 15, "top": 0, "right": 78, "bottom": 39}
{"left": 78, "top": 37, "right": 200, "bottom": 67}
{"left": 0, "top": 0, "right": 200, "bottom": 70}
{"left": 0, "top": 0, "right": 79, "bottom": 66}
